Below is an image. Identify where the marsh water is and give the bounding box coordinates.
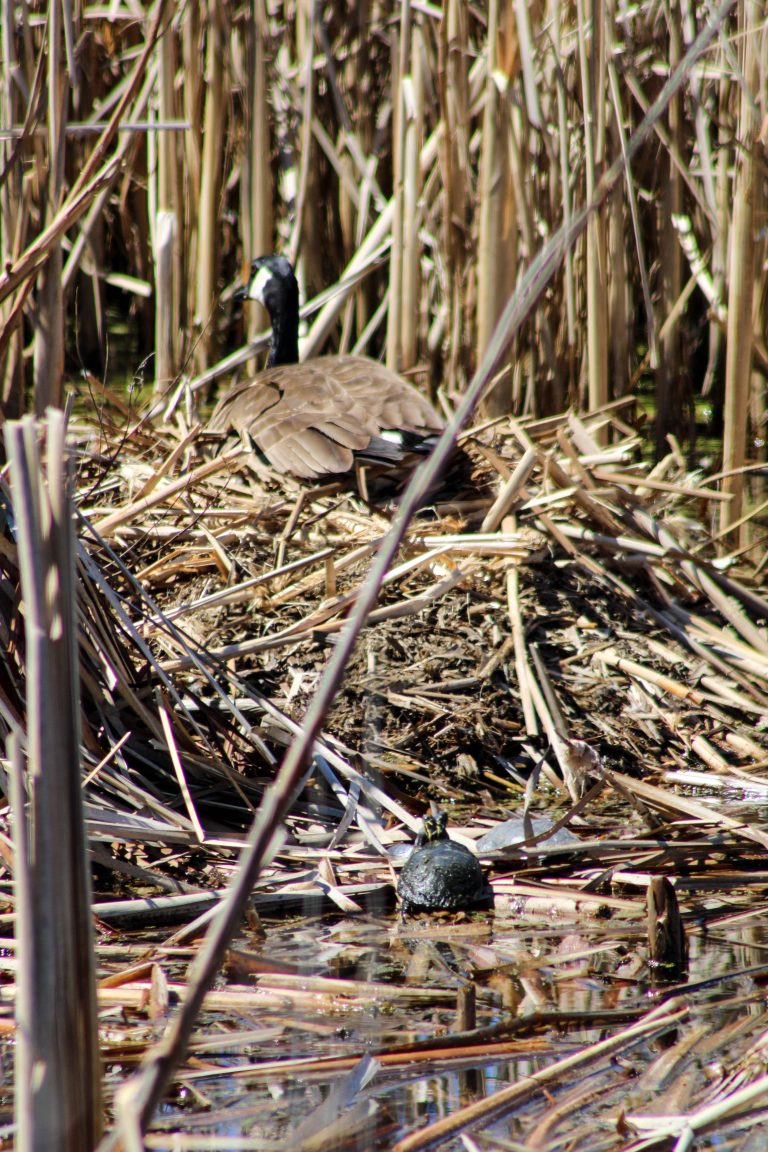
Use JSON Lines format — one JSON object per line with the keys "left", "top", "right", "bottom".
{"left": 102, "top": 873, "right": 768, "bottom": 1152}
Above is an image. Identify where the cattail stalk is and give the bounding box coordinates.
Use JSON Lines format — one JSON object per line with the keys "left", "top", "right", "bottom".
{"left": 387, "top": 0, "right": 411, "bottom": 371}
{"left": 8, "top": 412, "right": 102, "bottom": 1152}
{"left": 577, "top": 0, "right": 608, "bottom": 428}
{"left": 720, "top": 0, "right": 762, "bottom": 544}
{"left": 32, "top": 2, "right": 66, "bottom": 413}
{"left": 400, "top": 18, "right": 424, "bottom": 370}
{"left": 195, "top": 6, "right": 226, "bottom": 370}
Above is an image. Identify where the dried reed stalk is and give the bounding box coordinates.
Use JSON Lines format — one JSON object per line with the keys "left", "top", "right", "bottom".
{"left": 153, "top": 27, "right": 181, "bottom": 394}
{"left": 242, "top": 0, "right": 273, "bottom": 267}
{"left": 654, "top": 6, "right": 685, "bottom": 458}
{"left": 7, "top": 413, "right": 101, "bottom": 1150}
{"left": 476, "top": 0, "right": 517, "bottom": 416}
{"left": 400, "top": 18, "right": 424, "bottom": 371}
{"left": 32, "top": 2, "right": 66, "bottom": 413}
{"left": 719, "top": 0, "right": 762, "bottom": 544}
{"left": 438, "top": 0, "right": 471, "bottom": 392}
{"left": 0, "top": 2, "right": 25, "bottom": 416}
{"left": 194, "top": 8, "right": 227, "bottom": 370}
{"left": 577, "top": 0, "right": 608, "bottom": 426}
{"left": 386, "top": 0, "right": 410, "bottom": 371}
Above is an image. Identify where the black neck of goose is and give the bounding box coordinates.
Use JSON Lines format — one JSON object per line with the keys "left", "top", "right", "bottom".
{"left": 266, "top": 280, "right": 300, "bottom": 367}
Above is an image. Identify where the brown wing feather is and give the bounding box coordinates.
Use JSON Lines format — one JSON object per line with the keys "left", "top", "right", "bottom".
{"left": 208, "top": 355, "right": 444, "bottom": 479}
{"left": 208, "top": 377, "right": 281, "bottom": 433}
{"left": 329, "top": 357, "right": 445, "bottom": 434}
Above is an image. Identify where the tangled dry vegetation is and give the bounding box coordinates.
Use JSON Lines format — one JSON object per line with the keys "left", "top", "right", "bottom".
{"left": 0, "top": 388, "right": 764, "bottom": 1147}
{"left": 56, "top": 385, "right": 768, "bottom": 870}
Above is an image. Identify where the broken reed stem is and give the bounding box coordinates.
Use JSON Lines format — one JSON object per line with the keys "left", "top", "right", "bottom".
{"left": 386, "top": 0, "right": 410, "bottom": 371}
{"left": 719, "top": 0, "right": 762, "bottom": 545}
{"left": 577, "top": 0, "right": 608, "bottom": 427}
{"left": 194, "top": 7, "right": 226, "bottom": 371}
{"left": 31, "top": 0, "right": 65, "bottom": 412}
{"left": 475, "top": 0, "right": 516, "bottom": 416}
{"left": 400, "top": 17, "right": 424, "bottom": 371}
{"left": 153, "top": 25, "right": 181, "bottom": 396}
{"left": 243, "top": 0, "right": 272, "bottom": 268}
{"left": 7, "top": 412, "right": 102, "bottom": 1152}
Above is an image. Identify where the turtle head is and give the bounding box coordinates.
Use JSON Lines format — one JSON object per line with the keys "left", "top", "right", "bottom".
{"left": 421, "top": 810, "right": 448, "bottom": 842}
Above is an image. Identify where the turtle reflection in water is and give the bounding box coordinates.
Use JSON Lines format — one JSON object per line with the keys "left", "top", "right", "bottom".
{"left": 397, "top": 811, "right": 494, "bottom": 915}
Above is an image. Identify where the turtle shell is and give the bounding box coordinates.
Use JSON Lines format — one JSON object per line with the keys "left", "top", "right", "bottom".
{"left": 397, "top": 814, "right": 493, "bottom": 914}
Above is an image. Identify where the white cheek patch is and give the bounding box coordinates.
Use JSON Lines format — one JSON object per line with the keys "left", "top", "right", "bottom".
{"left": 248, "top": 264, "right": 273, "bottom": 303}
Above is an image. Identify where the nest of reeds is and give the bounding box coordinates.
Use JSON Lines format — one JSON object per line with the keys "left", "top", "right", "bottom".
{"left": 0, "top": 384, "right": 754, "bottom": 913}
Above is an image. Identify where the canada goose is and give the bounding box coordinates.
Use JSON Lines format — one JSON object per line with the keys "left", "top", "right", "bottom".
{"left": 209, "top": 255, "right": 445, "bottom": 480}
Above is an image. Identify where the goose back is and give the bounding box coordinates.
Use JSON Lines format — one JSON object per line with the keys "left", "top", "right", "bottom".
{"left": 209, "top": 354, "right": 445, "bottom": 480}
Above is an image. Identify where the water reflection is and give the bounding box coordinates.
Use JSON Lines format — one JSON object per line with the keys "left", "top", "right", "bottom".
{"left": 135, "top": 902, "right": 768, "bottom": 1151}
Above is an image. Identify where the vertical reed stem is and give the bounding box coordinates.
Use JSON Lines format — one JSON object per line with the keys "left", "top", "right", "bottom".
{"left": 0, "top": 2, "right": 24, "bottom": 416}
{"left": 719, "top": 0, "right": 762, "bottom": 544}
{"left": 578, "top": 0, "right": 608, "bottom": 429}
{"left": 8, "top": 412, "right": 102, "bottom": 1152}
{"left": 400, "top": 18, "right": 424, "bottom": 370}
{"left": 154, "top": 26, "right": 181, "bottom": 395}
{"left": 33, "top": 3, "right": 66, "bottom": 412}
{"left": 195, "top": 4, "right": 226, "bottom": 370}
{"left": 387, "top": 0, "right": 411, "bottom": 371}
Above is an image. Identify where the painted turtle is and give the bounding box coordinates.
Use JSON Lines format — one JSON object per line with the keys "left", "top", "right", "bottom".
{"left": 397, "top": 811, "right": 493, "bottom": 914}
